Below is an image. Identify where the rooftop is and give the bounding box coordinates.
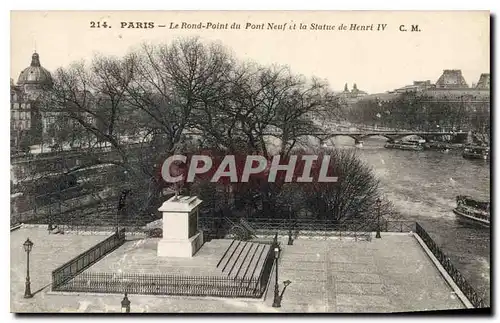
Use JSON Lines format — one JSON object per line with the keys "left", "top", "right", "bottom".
{"left": 11, "top": 227, "right": 467, "bottom": 313}
{"left": 17, "top": 52, "right": 53, "bottom": 88}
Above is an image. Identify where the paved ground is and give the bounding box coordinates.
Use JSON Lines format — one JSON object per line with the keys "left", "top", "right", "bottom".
{"left": 86, "top": 238, "right": 262, "bottom": 276}
{"left": 11, "top": 228, "right": 465, "bottom": 313}
{"left": 10, "top": 227, "right": 106, "bottom": 312}
{"left": 87, "top": 238, "right": 228, "bottom": 276}
{"left": 264, "top": 234, "right": 464, "bottom": 313}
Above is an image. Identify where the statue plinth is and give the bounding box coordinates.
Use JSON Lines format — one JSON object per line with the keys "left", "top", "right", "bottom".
{"left": 157, "top": 195, "right": 204, "bottom": 258}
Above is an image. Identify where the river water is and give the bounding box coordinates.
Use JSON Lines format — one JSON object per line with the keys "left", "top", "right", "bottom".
{"left": 331, "top": 136, "right": 491, "bottom": 306}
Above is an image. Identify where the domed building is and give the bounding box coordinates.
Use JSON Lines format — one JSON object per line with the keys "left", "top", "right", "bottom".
{"left": 11, "top": 52, "right": 53, "bottom": 153}
{"left": 17, "top": 52, "right": 53, "bottom": 98}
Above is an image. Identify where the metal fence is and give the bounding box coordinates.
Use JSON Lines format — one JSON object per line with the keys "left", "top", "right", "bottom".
{"left": 52, "top": 228, "right": 126, "bottom": 290}
{"left": 55, "top": 272, "right": 264, "bottom": 297}
{"left": 52, "top": 235, "right": 279, "bottom": 298}
{"left": 415, "top": 223, "right": 487, "bottom": 308}
{"left": 385, "top": 220, "right": 416, "bottom": 232}
{"left": 199, "top": 216, "right": 415, "bottom": 239}
{"left": 58, "top": 224, "right": 146, "bottom": 234}
{"left": 256, "top": 240, "right": 277, "bottom": 294}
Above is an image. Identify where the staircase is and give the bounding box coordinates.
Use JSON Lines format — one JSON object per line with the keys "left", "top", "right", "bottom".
{"left": 217, "top": 239, "right": 271, "bottom": 280}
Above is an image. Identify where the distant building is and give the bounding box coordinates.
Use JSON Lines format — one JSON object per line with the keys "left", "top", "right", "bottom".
{"left": 384, "top": 69, "right": 488, "bottom": 99}
{"left": 350, "top": 83, "right": 368, "bottom": 98}
{"left": 394, "top": 80, "right": 435, "bottom": 93}
{"left": 337, "top": 83, "right": 368, "bottom": 104}
{"left": 391, "top": 70, "right": 488, "bottom": 95}
{"left": 354, "top": 69, "right": 490, "bottom": 115}
{"left": 475, "top": 73, "right": 490, "bottom": 90}
{"left": 11, "top": 52, "right": 53, "bottom": 152}
{"left": 435, "top": 69, "right": 469, "bottom": 89}
{"left": 17, "top": 52, "right": 53, "bottom": 97}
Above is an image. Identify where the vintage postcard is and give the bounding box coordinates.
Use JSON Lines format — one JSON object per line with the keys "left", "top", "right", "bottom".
{"left": 10, "top": 11, "right": 490, "bottom": 314}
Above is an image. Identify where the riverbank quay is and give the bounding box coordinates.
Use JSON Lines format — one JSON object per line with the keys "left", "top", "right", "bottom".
{"left": 11, "top": 225, "right": 480, "bottom": 313}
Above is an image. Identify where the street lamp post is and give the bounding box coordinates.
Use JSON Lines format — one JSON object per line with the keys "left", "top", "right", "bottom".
{"left": 116, "top": 187, "right": 130, "bottom": 234}
{"left": 272, "top": 245, "right": 281, "bottom": 307}
{"left": 287, "top": 206, "right": 294, "bottom": 245}
{"left": 23, "top": 238, "right": 34, "bottom": 298}
{"left": 121, "top": 293, "right": 130, "bottom": 313}
{"left": 271, "top": 243, "right": 292, "bottom": 308}
{"left": 376, "top": 198, "right": 382, "bottom": 239}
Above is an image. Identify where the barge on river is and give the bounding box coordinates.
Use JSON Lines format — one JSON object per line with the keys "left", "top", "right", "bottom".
{"left": 384, "top": 140, "right": 424, "bottom": 151}
{"left": 453, "top": 195, "right": 490, "bottom": 227}
{"left": 462, "top": 145, "right": 490, "bottom": 160}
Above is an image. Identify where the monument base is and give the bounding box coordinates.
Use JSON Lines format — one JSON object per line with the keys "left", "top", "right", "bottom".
{"left": 157, "top": 231, "right": 204, "bottom": 258}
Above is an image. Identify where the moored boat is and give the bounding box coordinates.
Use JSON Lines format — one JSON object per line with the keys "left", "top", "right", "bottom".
{"left": 384, "top": 140, "right": 424, "bottom": 151}
{"left": 462, "top": 145, "right": 490, "bottom": 160}
{"left": 453, "top": 195, "right": 490, "bottom": 226}
{"left": 423, "top": 142, "right": 463, "bottom": 151}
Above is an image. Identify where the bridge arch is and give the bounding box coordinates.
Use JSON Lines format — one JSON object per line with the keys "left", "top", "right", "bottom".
{"left": 396, "top": 134, "right": 427, "bottom": 141}
{"left": 356, "top": 134, "right": 428, "bottom": 143}
{"left": 324, "top": 135, "right": 360, "bottom": 145}
{"left": 358, "top": 134, "right": 395, "bottom": 141}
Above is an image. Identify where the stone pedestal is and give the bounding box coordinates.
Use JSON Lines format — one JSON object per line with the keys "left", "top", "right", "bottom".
{"left": 157, "top": 195, "right": 204, "bottom": 258}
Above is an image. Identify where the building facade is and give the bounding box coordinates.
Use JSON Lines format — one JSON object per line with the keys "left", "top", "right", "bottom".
{"left": 11, "top": 52, "right": 54, "bottom": 153}
{"left": 363, "top": 69, "right": 490, "bottom": 104}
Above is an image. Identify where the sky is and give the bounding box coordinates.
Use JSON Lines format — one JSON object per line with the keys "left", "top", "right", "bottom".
{"left": 10, "top": 11, "right": 490, "bottom": 94}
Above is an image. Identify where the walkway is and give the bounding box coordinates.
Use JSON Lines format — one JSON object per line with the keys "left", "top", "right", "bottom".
{"left": 264, "top": 234, "right": 464, "bottom": 312}
{"left": 10, "top": 228, "right": 465, "bottom": 313}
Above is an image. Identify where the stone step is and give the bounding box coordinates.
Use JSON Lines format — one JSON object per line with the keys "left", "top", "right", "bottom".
{"left": 232, "top": 242, "right": 257, "bottom": 279}
{"left": 237, "top": 243, "right": 263, "bottom": 280}
{"left": 227, "top": 242, "right": 255, "bottom": 278}
{"left": 219, "top": 240, "right": 242, "bottom": 272}
{"left": 222, "top": 241, "right": 248, "bottom": 276}
{"left": 247, "top": 244, "right": 270, "bottom": 281}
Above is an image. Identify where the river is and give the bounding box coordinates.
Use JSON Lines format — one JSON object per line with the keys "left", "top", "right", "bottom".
{"left": 331, "top": 136, "right": 491, "bottom": 306}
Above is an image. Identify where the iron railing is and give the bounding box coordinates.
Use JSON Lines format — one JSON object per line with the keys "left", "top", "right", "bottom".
{"left": 385, "top": 220, "right": 416, "bottom": 232}
{"left": 256, "top": 240, "right": 277, "bottom": 293}
{"left": 415, "top": 223, "right": 487, "bottom": 308}
{"left": 58, "top": 224, "right": 146, "bottom": 234}
{"left": 52, "top": 228, "right": 126, "bottom": 290}
{"left": 53, "top": 236, "right": 279, "bottom": 298}
{"left": 199, "top": 216, "right": 415, "bottom": 239}
{"left": 55, "top": 272, "right": 264, "bottom": 297}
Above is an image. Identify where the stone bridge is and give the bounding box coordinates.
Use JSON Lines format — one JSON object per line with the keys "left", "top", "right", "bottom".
{"left": 260, "top": 129, "right": 469, "bottom": 146}
{"left": 310, "top": 131, "right": 469, "bottom": 145}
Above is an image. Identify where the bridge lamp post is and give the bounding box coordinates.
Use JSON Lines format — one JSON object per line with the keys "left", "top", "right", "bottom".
{"left": 376, "top": 198, "right": 382, "bottom": 239}
{"left": 23, "top": 238, "right": 34, "bottom": 298}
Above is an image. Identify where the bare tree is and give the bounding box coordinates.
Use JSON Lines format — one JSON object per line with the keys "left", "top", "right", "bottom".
{"left": 38, "top": 36, "right": 393, "bottom": 228}
{"left": 278, "top": 148, "right": 392, "bottom": 224}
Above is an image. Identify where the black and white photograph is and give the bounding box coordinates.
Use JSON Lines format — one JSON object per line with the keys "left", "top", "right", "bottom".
{"left": 9, "top": 10, "right": 491, "bottom": 314}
